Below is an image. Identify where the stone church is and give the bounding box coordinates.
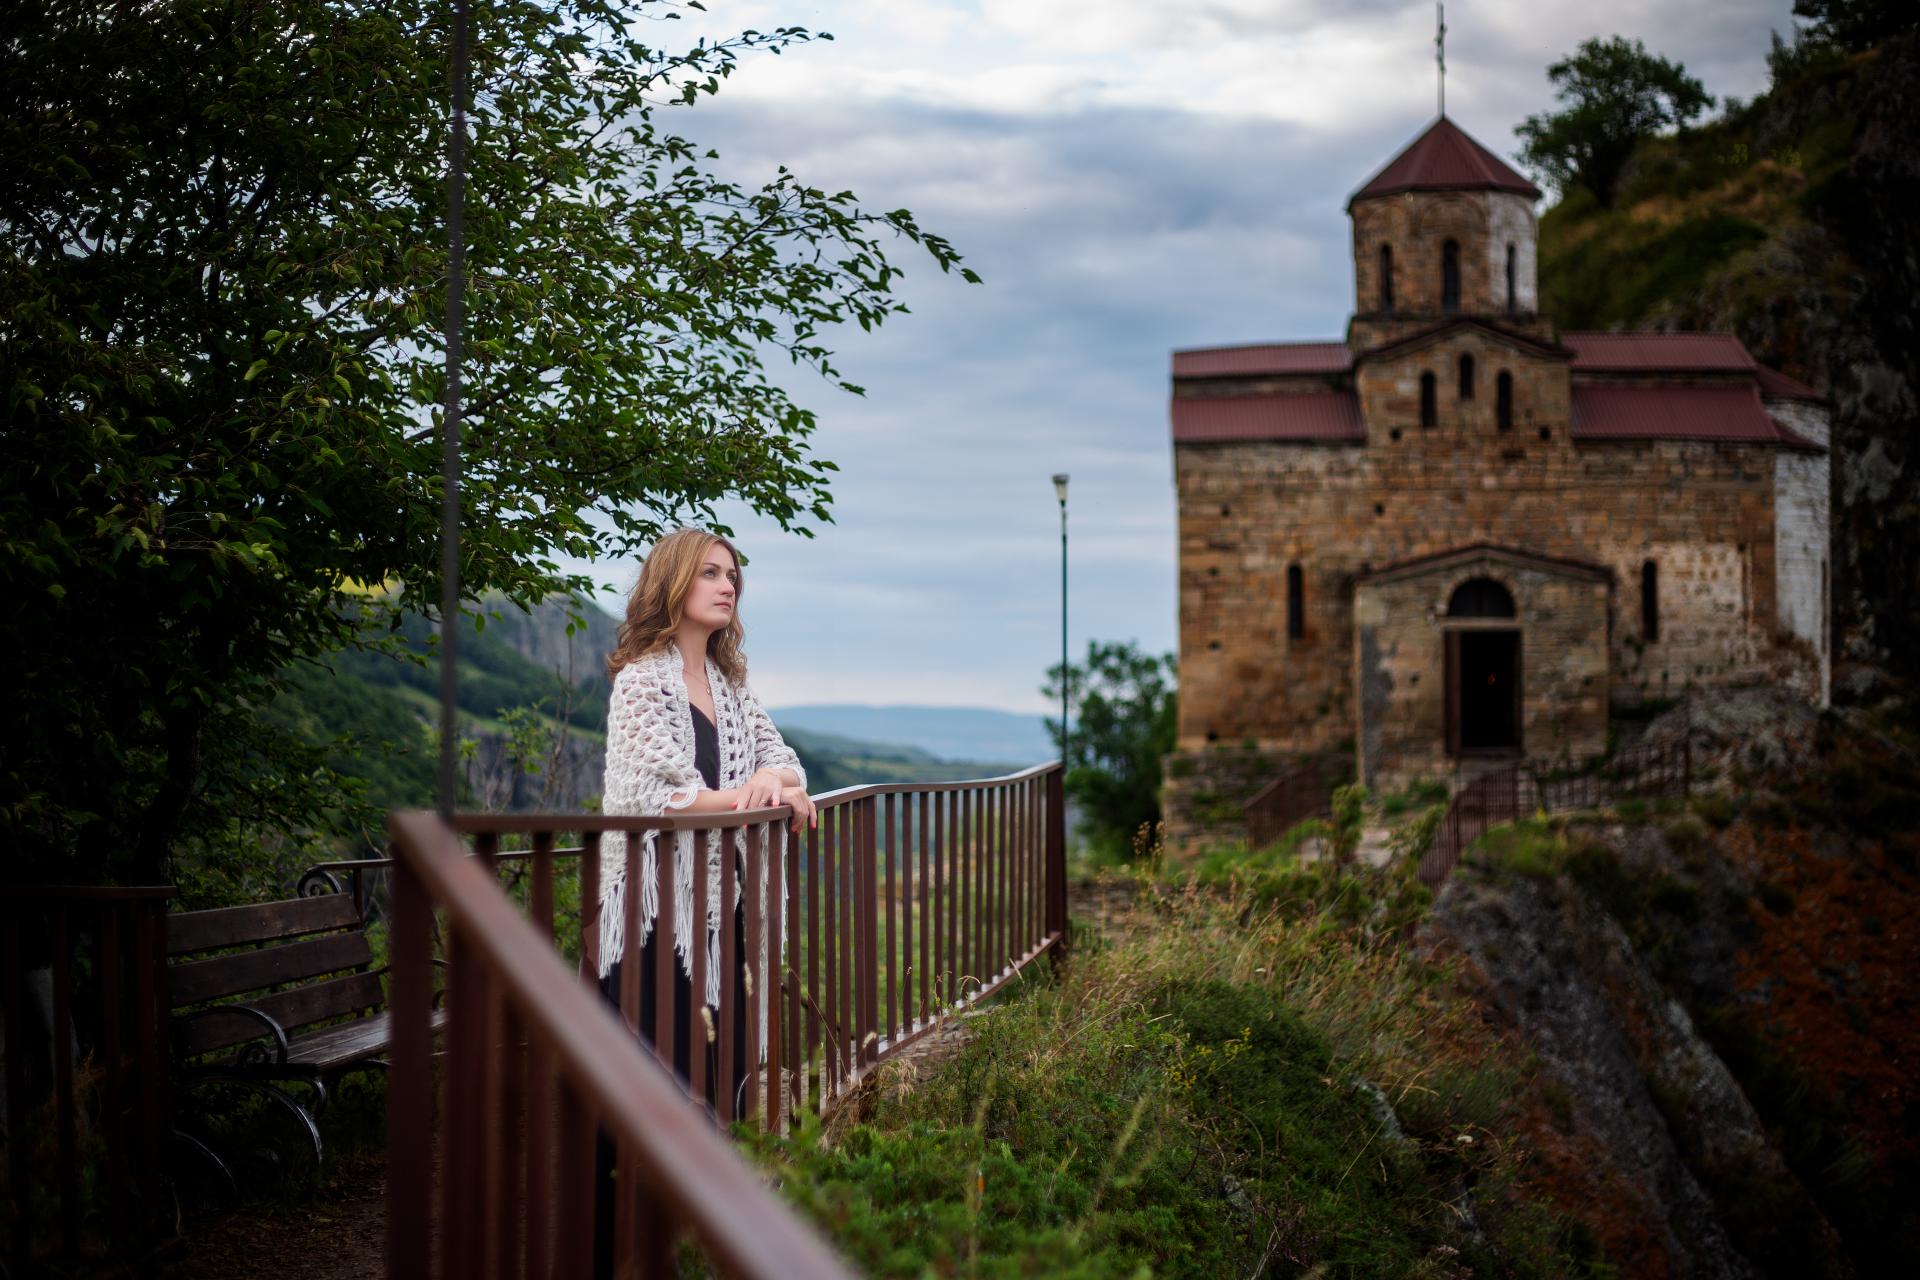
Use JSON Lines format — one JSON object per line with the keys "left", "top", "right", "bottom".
{"left": 1163, "top": 116, "right": 1831, "bottom": 843}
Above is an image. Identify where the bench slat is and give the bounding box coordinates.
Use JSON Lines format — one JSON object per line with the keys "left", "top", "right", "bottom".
{"left": 291, "top": 1008, "right": 448, "bottom": 1073}
{"left": 170, "top": 931, "right": 374, "bottom": 1007}
{"left": 174, "top": 971, "right": 389, "bottom": 1059}
{"left": 292, "top": 1013, "right": 394, "bottom": 1073}
{"left": 167, "top": 895, "right": 361, "bottom": 956}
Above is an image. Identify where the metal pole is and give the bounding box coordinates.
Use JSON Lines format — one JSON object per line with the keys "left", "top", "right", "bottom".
{"left": 438, "top": 0, "right": 471, "bottom": 819}
{"left": 1052, "top": 474, "right": 1069, "bottom": 766}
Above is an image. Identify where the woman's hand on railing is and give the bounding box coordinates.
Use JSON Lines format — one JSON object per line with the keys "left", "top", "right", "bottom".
{"left": 736, "top": 768, "right": 787, "bottom": 811}
{"left": 782, "top": 785, "right": 818, "bottom": 832}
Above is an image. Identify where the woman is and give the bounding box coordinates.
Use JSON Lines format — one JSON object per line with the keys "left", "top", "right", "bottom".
{"left": 596, "top": 527, "right": 817, "bottom": 1095}
{"left": 594, "top": 529, "right": 816, "bottom": 1276}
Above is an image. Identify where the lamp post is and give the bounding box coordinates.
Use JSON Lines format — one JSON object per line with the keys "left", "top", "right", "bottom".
{"left": 1052, "top": 473, "right": 1069, "bottom": 766}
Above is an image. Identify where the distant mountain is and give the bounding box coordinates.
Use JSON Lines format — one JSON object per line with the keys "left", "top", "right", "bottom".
{"left": 769, "top": 704, "right": 1055, "bottom": 767}
{"left": 275, "top": 601, "right": 1036, "bottom": 824}
{"left": 479, "top": 594, "right": 621, "bottom": 685}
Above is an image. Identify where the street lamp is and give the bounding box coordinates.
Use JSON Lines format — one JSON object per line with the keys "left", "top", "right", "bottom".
{"left": 1052, "top": 474, "right": 1069, "bottom": 766}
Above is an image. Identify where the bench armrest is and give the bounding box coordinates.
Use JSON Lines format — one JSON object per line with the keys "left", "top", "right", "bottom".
{"left": 174, "top": 1003, "right": 292, "bottom": 1068}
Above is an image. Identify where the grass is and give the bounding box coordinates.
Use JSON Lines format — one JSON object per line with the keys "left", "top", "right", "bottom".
{"left": 749, "top": 850, "right": 1600, "bottom": 1278}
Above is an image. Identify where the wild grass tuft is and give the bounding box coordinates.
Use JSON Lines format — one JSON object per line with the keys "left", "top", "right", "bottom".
{"left": 753, "top": 841, "right": 1592, "bottom": 1277}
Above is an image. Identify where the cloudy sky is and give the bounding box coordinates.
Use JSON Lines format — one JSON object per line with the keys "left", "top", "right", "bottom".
{"left": 569, "top": 0, "right": 1801, "bottom": 712}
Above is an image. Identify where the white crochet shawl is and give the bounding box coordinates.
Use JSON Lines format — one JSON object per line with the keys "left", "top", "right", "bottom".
{"left": 597, "top": 644, "right": 805, "bottom": 1006}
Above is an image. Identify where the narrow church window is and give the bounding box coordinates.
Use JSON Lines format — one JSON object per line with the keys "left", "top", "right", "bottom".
{"left": 1419, "top": 372, "right": 1437, "bottom": 427}
{"left": 1505, "top": 243, "right": 1518, "bottom": 312}
{"left": 1287, "top": 564, "right": 1304, "bottom": 640}
{"left": 1641, "top": 560, "right": 1659, "bottom": 641}
{"left": 1458, "top": 353, "right": 1475, "bottom": 399}
{"left": 1378, "top": 244, "right": 1394, "bottom": 312}
{"left": 1441, "top": 239, "right": 1460, "bottom": 313}
{"left": 1496, "top": 371, "right": 1514, "bottom": 430}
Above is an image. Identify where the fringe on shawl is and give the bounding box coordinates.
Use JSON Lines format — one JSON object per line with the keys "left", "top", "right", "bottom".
{"left": 596, "top": 827, "right": 788, "bottom": 1048}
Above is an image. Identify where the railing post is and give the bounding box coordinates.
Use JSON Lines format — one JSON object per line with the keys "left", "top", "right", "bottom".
{"left": 1047, "top": 766, "right": 1068, "bottom": 957}
{"left": 387, "top": 848, "right": 435, "bottom": 1280}
{"left": 858, "top": 795, "right": 879, "bottom": 1070}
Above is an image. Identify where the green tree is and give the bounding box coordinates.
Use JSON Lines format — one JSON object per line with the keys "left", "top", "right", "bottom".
{"left": 0, "top": 0, "right": 973, "bottom": 884}
{"left": 1516, "top": 36, "right": 1713, "bottom": 207}
{"left": 1792, "top": 0, "right": 1918, "bottom": 50}
{"left": 1043, "top": 641, "right": 1177, "bottom": 855}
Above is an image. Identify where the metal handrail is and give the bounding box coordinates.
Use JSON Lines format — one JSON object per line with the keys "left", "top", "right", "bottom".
{"left": 379, "top": 762, "right": 1068, "bottom": 1275}
{"left": 308, "top": 761, "right": 1067, "bottom": 875}
{"left": 1243, "top": 752, "right": 1338, "bottom": 850}
{"left": 385, "top": 809, "right": 854, "bottom": 1279}
{"left": 1419, "top": 738, "right": 1692, "bottom": 888}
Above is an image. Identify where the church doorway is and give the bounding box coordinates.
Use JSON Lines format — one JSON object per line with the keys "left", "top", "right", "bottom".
{"left": 1449, "top": 630, "right": 1521, "bottom": 752}
{"left": 1444, "top": 577, "right": 1522, "bottom": 756}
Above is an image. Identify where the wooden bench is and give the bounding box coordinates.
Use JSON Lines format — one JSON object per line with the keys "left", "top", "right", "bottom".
{"left": 165, "top": 891, "right": 443, "bottom": 1170}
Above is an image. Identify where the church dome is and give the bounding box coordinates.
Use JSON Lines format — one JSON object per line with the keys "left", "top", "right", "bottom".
{"left": 1348, "top": 116, "right": 1540, "bottom": 208}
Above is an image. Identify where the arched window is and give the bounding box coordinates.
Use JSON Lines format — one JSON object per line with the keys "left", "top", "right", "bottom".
{"left": 1505, "top": 243, "right": 1518, "bottom": 312}
{"left": 1419, "top": 371, "right": 1437, "bottom": 427}
{"left": 1287, "top": 564, "right": 1305, "bottom": 641}
{"left": 1447, "top": 577, "right": 1516, "bottom": 618}
{"left": 1378, "top": 244, "right": 1394, "bottom": 312}
{"left": 1441, "top": 239, "right": 1460, "bottom": 313}
{"left": 1458, "top": 353, "right": 1475, "bottom": 399}
{"left": 1641, "top": 560, "right": 1659, "bottom": 641}
{"left": 1496, "top": 371, "right": 1514, "bottom": 430}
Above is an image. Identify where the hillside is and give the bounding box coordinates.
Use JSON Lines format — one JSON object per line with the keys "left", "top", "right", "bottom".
{"left": 756, "top": 687, "right": 1920, "bottom": 1277}
{"left": 261, "top": 597, "right": 1019, "bottom": 856}
{"left": 1537, "top": 27, "right": 1920, "bottom": 698}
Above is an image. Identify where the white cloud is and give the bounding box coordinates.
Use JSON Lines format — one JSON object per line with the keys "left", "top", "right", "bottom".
{"left": 572, "top": 0, "right": 1800, "bottom": 716}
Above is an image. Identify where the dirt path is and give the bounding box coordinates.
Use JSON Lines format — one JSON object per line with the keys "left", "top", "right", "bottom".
{"left": 164, "top": 1154, "right": 386, "bottom": 1280}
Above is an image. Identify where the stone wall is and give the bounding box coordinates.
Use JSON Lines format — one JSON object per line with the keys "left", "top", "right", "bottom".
{"left": 1484, "top": 193, "right": 1539, "bottom": 313}
{"left": 1173, "top": 433, "right": 1786, "bottom": 759}
{"left": 1769, "top": 398, "right": 1833, "bottom": 705}
{"left": 1353, "top": 551, "right": 1610, "bottom": 791}
{"left": 1349, "top": 190, "right": 1538, "bottom": 322}
{"left": 1353, "top": 328, "right": 1571, "bottom": 448}
{"left": 1160, "top": 746, "right": 1297, "bottom": 852}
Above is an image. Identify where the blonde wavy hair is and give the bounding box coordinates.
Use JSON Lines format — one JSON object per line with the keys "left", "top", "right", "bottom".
{"left": 605, "top": 528, "right": 747, "bottom": 685}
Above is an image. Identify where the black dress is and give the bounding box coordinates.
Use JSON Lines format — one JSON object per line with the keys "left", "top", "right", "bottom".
{"left": 595, "top": 705, "right": 749, "bottom": 1275}
{"left": 596, "top": 704, "right": 751, "bottom": 1093}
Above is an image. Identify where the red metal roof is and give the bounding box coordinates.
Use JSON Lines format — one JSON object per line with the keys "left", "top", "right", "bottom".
{"left": 1172, "top": 342, "right": 1350, "bottom": 378}
{"left": 1349, "top": 117, "right": 1541, "bottom": 206}
{"left": 1563, "top": 331, "right": 1756, "bottom": 371}
{"left": 1754, "top": 364, "right": 1824, "bottom": 401}
{"left": 1171, "top": 392, "right": 1365, "bottom": 443}
{"left": 1570, "top": 386, "right": 1783, "bottom": 443}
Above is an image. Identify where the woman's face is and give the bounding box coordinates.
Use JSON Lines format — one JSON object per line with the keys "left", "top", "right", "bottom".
{"left": 681, "top": 544, "right": 739, "bottom": 633}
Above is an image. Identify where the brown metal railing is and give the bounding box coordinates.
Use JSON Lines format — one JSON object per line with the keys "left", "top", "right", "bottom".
{"left": 1242, "top": 753, "right": 1341, "bottom": 849}
{"left": 385, "top": 810, "right": 853, "bottom": 1279}
{"left": 1419, "top": 738, "right": 1693, "bottom": 888}
{"left": 2, "top": 886, "right": 174, "bottom": 1272}
{"left": 376, "top": 764, "right": 1066, "bottom": 1275}
{"left": 328, "top": 763, "right": 1068, "bottom": 1133}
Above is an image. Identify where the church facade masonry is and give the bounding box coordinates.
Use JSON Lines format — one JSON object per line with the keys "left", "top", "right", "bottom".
{"left": 1162, "top": 117, "right": 1832, "bottom": 847}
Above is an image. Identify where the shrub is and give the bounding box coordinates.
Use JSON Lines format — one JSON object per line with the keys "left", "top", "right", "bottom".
{"left": 1469, "top": 819, "right": 1568, "bottom": 881}
{"left": 1663, "top": 813, "right": 1710, "bottom": 852}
